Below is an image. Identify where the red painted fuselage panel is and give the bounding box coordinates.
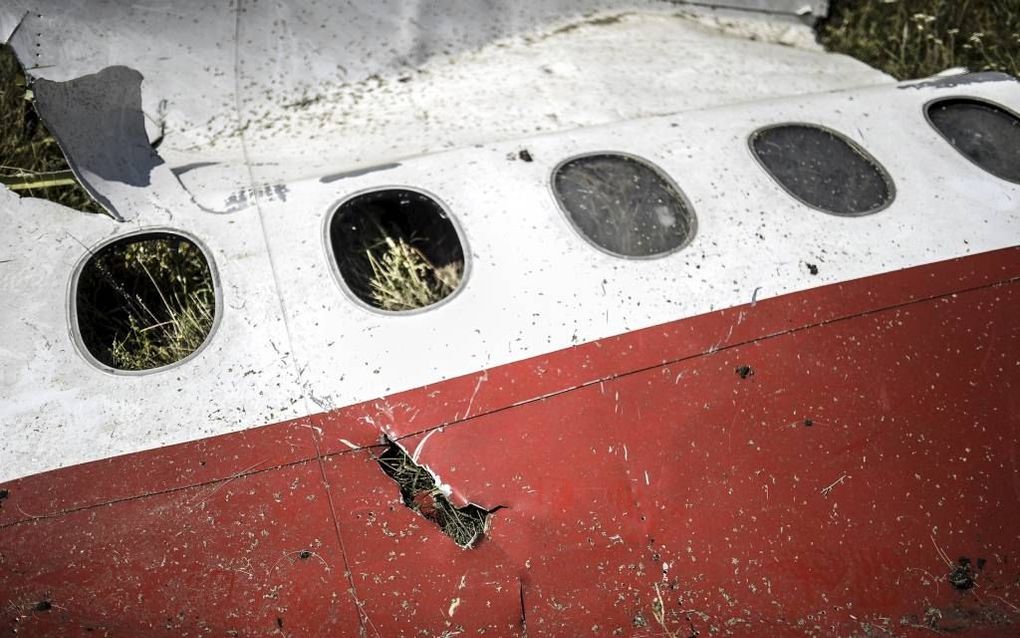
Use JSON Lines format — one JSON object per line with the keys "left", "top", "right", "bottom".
{"left": 1, "top": 248, "right": 1019, "bottom": 636}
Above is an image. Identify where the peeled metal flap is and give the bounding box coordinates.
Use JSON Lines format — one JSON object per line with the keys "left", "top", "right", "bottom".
{"left": 33, "top": 66, "right": 165, "bottom": 221}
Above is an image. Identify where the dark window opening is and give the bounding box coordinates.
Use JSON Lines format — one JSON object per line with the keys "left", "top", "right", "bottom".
{"left": 927, "top": 98, "right": 1020, "bottom": 184}
{"left": 750, "top": 124, "right": 893, "bottom": 215}
{"left": 552, "top": 153, "right": 696, "bottom": 258}
{"left": 328, "top": 189, "right": 465, "bottom": 312}
{"left": 75, "top": 233, "right": 216, "bottom": 371}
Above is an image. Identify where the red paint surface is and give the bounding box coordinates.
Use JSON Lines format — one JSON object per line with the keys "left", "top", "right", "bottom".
{"left": 2, "top": 248, "right": 1019, "bottom": 636}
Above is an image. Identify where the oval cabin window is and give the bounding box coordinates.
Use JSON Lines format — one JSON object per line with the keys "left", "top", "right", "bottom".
{"left": 750, "top": 124, "right": 894, "bottom": 216}
{"left": 552, "top": 153, "right": 696, "bottom": 258}
{"left": 927, "top": 98, "right": 1020, "bottom": 184}
{"left": 75, "top": 232, "right": 217, "bottom": 371}
{"left": 328, "top": 189, "right": 466, "bottom": 312}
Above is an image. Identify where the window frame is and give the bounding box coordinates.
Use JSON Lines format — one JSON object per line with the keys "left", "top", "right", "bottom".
{"left": 549, "top": 150, "right": 699, "bottom": 260}
{"left": 68, "top": 228, "right": 222, "bottom": 375}
{"left": 924, "top": 95, "right": 1020, "bottom": 185}
{"left": 322, "top": 185, "right": 471, "bottom": 316}
{"left": 748, "top": 122, "right": 896, "bottom": 217}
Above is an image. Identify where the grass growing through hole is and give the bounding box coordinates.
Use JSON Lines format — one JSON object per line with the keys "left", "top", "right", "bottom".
{"left": 376, "top": 439, "right": 491, "bottom": 548}
{"left": 818, "top": 0, "right": 1020, "bottom": 79}
{"left": 76, "top": 236, "right": 215, "bottom": 371}
{"left": 0, "top": 43, "right": 104, "bottom": 213}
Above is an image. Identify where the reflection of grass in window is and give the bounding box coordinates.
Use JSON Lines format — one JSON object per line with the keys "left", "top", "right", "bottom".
{"left": 354, "top": 222, "right": 463, "bottom": 312}
{"left": 0, "top": 43, "right": 104, "bottom": 214}
{"left": 77, "top": 237, "right": 215, "bottom": 371}
{"left": 562, "top": 163, "right": 647, "bottom": 255}
{"left": 555, "top": 156, "right": 690, "bottom": 257}
{"left": 818, "top": 0, "right": 1019, "bottom": 80}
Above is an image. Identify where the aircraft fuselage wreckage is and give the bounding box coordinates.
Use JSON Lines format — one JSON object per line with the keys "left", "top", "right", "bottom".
{"left": 1, "top": 1, "right": 1019, "bottom": 636}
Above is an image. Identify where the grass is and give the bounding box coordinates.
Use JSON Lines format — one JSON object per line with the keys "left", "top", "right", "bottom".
{"left": 362, "top": 232, "right": 463, "bottom": 312}
{"left": 818, "top": 0, "right": 1020, "bottom": 79}
{"left": 329, "top": 191, "right": 466, "bottom": 312}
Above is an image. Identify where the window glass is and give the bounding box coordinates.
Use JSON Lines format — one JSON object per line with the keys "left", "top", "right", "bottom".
{"left": 927, "top": 98, "right": 1020, "bottom": 184}
{"left": 750, "top": 124, "right": 893, "bottom": 215}
{"left": 552, "top": 153, "right": 696, "bottom": 258}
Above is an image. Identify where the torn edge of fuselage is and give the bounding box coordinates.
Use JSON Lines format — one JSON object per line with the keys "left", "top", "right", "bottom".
{"left": 0, "top": 37, "right": 123, "bottom": 220}
{"left": 375, "top": 434, "right": 498, "bottom": 549}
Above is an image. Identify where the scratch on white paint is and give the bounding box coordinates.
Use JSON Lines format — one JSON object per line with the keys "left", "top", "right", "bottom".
{"left": 448, "top": 597, "right": 461, "bottom": 617}
{"left": 338, "top": 438, "right": 360, "bottom": 450}
{"left": 458, "top": 574, "right": 467, "bottom": 589}
{"left": 623, "top": 444, "right": 629, "bottom": 461}
{"left": 412, "top": 427, "right": 444, "bottom": 463}
{"left": 644, "top": 470, "right": 650, "bottom": 485}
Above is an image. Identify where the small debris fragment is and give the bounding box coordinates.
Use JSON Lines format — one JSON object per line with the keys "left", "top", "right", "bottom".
{"left": 0, "top": 489, "right": 8, "bottom": 500}
{"left": 735, "top": 365, "right": 754, "bottom": 379}
{"left": 35, "top": 600, "right": 52, "bottom": 612}
{"left": 804, "top": 419, "right": 814, "bottom": 427}
{"left": 948, "top": 558, "right": 975, "bottom": 590}
{"left": 806, "top": 263, "right": 819, "bottom": 275}
{"left": 518, "top": 149, "right": 534, "bottom": 162}
{"left": 298, "top": 550, "right": 312, "bottom": 560}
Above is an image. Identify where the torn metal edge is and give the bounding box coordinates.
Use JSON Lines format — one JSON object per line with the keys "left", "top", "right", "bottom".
{"left": 378, "top": 434, "right": 497, "bottom": 549}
